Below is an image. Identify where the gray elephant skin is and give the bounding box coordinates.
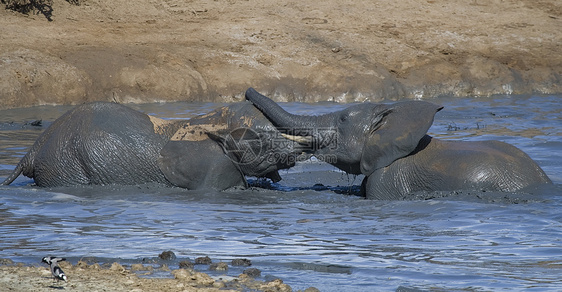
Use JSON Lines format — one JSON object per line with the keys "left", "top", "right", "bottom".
{"left": 1, "top": 101, "right": 305, "bottom": 190}
{"left": 245, "top": 88, "right": 552, "bottom": 199}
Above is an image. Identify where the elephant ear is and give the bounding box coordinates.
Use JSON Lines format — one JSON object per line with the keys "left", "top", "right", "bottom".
{"left": 360, "top": 101, "right": 443, "bottom": 176}
{"left": 158, "top": 139, "right": 246, "bottom": 190}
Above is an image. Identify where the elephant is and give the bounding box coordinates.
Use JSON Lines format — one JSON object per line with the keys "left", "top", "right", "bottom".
{"left": 244, "top": 88, "right": 552, "bottom": 199}
{"left": 160, "top": 101, "right": 309, "bottom": 188}
{"left": 1, "top": 101, "right": 307, "bottom": 190}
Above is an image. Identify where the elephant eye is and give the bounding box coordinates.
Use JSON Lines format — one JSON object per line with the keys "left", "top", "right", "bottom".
{"left": 339, "top": 114, "right": 348, "bottom": 123}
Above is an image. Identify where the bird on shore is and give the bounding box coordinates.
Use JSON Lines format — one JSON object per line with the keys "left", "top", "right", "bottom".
{"left": 41, "top": 256, "right": 68, "bottom": 282}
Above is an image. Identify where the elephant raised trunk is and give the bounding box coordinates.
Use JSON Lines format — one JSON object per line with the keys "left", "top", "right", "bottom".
{"left": 245, "top": 88, "right": 333, "bottom": 137}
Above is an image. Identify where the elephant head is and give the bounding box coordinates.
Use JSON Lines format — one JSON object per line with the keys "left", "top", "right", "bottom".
{"left": 157, "top": 102, "right": 310, "bottom": 189}
{"left": 244, "top": 88, "right": 443, "bottom": 177}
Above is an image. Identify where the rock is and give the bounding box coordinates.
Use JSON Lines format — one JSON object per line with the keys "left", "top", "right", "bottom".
{"left": 109, "top": 262, "right": 125, "bottom": 272}
{"left": 158, "top": 250, "right": 176, "bottom": 261}
{"left": 131, "top": 264, "right": 153, "bottom": 271}
{"left": 231, "top": 258, "right": 252, "bottom": 266}
{"left": 194, "top": 256, "right": 212, "bottom": 265}
{"left": 172, "top": 269, "right": 215, "bottom": 286}
{"left": 172, "top": 268, "right": 193, "bottom": 280}
{"left": 260, "top": 278, "right": 292, "bottom": 292}
{"left": 209, "top": 262, "right": 228, "bottom": 271}
{"left": 243, "top": 267, "right": 261, "bottom": 277}
{"left": 0, "top": 258, "right": 14, "bottom": 265}
{"left": 192, "top": 272, "right": 215, "bottom": 286}
{"left": 178, "top": 260, "right": 194, "bottom": 269}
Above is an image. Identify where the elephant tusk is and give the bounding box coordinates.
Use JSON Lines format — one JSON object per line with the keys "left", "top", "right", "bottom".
{"left": 281, "top": 133, "right": 313, "bottom": 144}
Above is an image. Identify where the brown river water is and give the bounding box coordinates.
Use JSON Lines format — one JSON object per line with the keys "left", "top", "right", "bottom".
{"left": 0, "top": 95, "right": 561, "bottom": 291}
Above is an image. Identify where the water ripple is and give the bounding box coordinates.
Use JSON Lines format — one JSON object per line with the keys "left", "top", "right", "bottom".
{"left": 0, "top": 95, "right": 561, "bottom": 291}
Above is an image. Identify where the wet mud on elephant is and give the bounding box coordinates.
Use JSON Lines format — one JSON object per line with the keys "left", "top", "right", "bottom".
{"left": 244, "top": 88, "right": 552, "bottom": 200}
{"left": 1, "top": 101, "right": 308, "bottom": 190}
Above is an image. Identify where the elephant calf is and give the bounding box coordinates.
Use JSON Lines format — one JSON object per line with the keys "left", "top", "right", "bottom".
{"left": 244, "top": 88, "right": 552, "bottom": 199}
{"left": 1, "top": 101, "right": 307, "bottom": 190}
{"left": 2, "top": 102, "right": 176, "bottom": 187}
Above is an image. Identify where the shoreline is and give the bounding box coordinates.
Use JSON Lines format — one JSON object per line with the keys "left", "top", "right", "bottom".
{"left": 0, "top": 257, "right": 312, "bottom": 292}
{"left": 1, "top": 0, "right": 560, "bottom": 109}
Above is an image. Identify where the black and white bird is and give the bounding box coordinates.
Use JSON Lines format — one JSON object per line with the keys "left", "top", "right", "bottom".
{"left": 41, "top": 256, "right": 68, "bottom": 282}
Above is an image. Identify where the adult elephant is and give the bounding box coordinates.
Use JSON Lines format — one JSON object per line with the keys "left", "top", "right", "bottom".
{"left": 1, "top": 101, "right": 307, "bottom": 190}
{"left": 244, "top": 88, "right": 552, "bottom": 199}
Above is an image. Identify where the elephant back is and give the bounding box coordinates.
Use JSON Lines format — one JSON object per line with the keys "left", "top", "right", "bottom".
{"left": 28, "top": 102, "right": 170, "bottom": 186}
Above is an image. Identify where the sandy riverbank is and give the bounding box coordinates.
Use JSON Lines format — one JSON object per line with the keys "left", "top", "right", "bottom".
{"left": 0, "top": 258, "right": 316, "bottom": 291}
{"left": 0, "top": 0, "right": 560, "bottom": 109}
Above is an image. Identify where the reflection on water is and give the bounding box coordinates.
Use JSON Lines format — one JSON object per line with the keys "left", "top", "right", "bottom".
{"left": 0, "top": 95, "right": 561, "bottom": 291}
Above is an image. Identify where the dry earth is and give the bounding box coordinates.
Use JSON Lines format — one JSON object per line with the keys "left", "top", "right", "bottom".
{"left": 0, "top": 259, "right": 310, "bottom": 292}
{"left": 0, "top": 0, "right": 560, "bottom": 109}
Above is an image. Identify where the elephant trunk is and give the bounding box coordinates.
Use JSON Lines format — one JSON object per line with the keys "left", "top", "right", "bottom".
{"left": 245, "top": 88, "right": 332, "bottom": 136}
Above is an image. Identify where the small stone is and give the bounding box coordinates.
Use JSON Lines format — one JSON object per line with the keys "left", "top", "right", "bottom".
{"left": 159, "top": 250, "right": 177, "bottom": 260}
{"left": 131, "top": 263, "right": 153, "bottom": 271}
{"left": 195, "top": 256, "right": 212, "bottom": 265}
{"left": 209, "top": 262, "right": 228, "bottom": 271}
{"left": 110, "top": 262, "right": 125, "bottom": 272}
{"left": 231, "top": 258, "right": 252, "bottom": 266}
{"left": 243, "top": 267, "right": 261, "bottom": 277}
{"left": 261, "top": 279, "right": 292, "bottom": 292}
{"left": 179, "top": 260, "right": 194, "bottom": 269}
{"left": 172, "top": 268, "right": 193, "bottom": 280}
{"left": 193, "top": 272, "right": 215, "bottom": 286}
{"left": 0, "top": 258, "right": 14, "bottom": 265}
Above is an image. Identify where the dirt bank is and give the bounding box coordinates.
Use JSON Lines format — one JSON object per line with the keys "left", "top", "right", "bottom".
{"left": 0, "top": 258, "right": 309, "bottom": 292}
{"left": 0, "top": 0, "right": 560, "bottom": 109}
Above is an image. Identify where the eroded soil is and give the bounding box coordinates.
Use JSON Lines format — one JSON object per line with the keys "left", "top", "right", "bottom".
{"left": 1, "top": 0, "right": 560, "bottom": 109}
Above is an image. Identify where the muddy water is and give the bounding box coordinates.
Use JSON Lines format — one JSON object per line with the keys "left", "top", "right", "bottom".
{"left": 0, "top": 95, "right": 561, "bottom": 291}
